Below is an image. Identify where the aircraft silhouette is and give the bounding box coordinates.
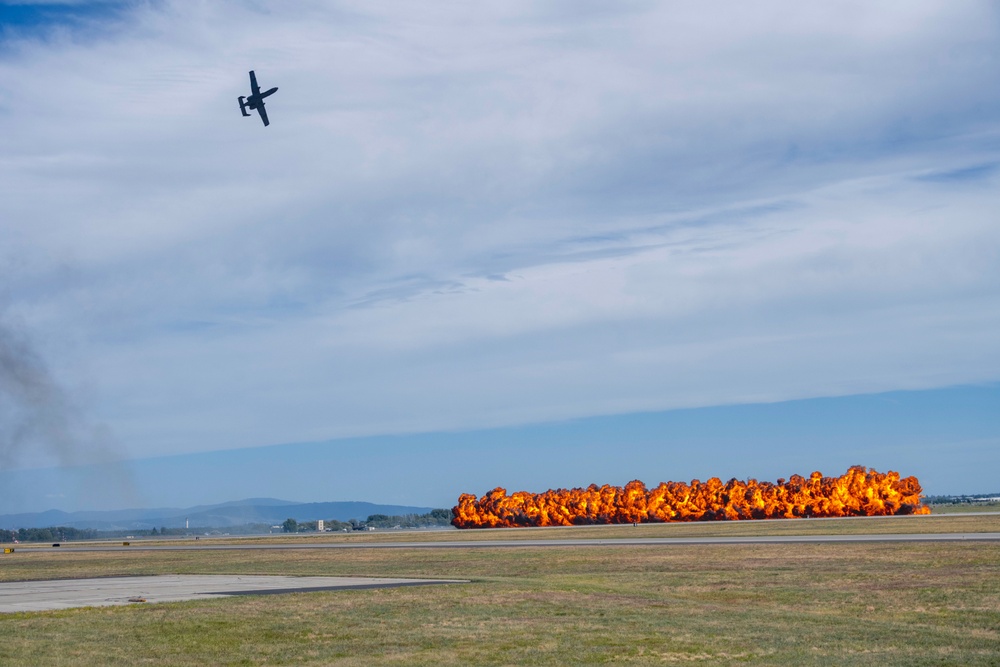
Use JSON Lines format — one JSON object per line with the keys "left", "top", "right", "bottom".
{"left": 238, "top": 70, "right": 278, "bottom": 127}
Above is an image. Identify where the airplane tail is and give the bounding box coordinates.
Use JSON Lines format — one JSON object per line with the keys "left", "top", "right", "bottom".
{"left": 238, "top": 96, "right": 250, "bottom": 117}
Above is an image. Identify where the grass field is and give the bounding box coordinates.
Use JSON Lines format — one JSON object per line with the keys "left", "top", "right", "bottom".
{"left": 1, "top": 515, "right": 998, "bottom": 666}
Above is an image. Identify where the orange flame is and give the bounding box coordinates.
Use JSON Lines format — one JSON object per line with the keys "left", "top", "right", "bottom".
{"left": 451, "top": 466, "right": 930, "bottom": 528}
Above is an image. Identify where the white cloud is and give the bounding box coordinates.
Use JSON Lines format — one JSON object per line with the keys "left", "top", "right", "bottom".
{"left": 1, "top": 1, "right": 998, "bottom": 465}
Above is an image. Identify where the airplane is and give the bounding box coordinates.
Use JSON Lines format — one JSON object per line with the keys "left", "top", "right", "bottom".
{"left": 238, "top": 70, "right": 278, "bottom": 127}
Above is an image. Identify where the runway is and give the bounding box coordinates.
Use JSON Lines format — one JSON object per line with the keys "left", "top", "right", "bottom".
{"left": 17, "top": 531, "right": 1000, "bottom": 552}
{"left": 0, "top": 575, "right": 469, "bottom": 613}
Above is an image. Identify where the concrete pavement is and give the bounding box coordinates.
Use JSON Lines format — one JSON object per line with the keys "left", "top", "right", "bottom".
{"left": 0, "top": 575, "right": 469, "bottom": 613}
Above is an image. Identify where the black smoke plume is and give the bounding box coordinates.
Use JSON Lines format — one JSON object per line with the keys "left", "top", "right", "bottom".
{"left": 0, "top": 317, "right": 120, "bottom": 475}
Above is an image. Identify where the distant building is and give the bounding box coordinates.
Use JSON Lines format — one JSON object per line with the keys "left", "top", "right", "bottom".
{"left": 317, "top": 520, "right": 325, "bottom": 532}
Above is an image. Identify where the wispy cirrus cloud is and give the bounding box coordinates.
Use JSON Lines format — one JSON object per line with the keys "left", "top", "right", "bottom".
{"left": 0, "top": 1, "right": 998, "bottom": 467}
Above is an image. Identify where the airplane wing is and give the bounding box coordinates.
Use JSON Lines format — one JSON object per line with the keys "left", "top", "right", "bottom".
{"left": 257, "top": 102, "right": 270, "bottom": 127}
{"left": 249, "top": 70, "right": 261, "bottom": 96}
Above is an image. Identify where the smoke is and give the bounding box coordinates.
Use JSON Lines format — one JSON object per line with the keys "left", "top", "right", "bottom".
{"left": 0, "top": 315, "right": 142, "bottom": 511}
{"left": 0, "top": 319, "right": 77, "bottom": 469}
{"left": 0, "top": 316, "right": 127, "bottom": 479}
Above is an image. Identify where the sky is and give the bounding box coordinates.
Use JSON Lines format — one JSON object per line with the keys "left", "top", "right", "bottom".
{"left": 1, "top": 1, "right": 998, "bottom": 513}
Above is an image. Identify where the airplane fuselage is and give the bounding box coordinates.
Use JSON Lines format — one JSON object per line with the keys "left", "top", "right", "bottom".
{"left": 246, "top": 87, "right": 278, "bottom": 109}
{"left": 239, "top": 71, "right": 277, "bottom": 126}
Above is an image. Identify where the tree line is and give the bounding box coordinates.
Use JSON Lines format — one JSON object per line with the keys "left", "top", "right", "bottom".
{"left": 1, "top": 526, "right": 101, "bottom": 543}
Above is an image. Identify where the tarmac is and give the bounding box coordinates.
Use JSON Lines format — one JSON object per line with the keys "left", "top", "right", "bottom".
{"left": 19, "top": 531, "right": 1000, "bottom": 552}
{"left": 0, "top": 575, "right": 469, "bottom": 613}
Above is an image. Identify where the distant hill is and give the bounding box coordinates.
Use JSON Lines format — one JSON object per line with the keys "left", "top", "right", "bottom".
{"left": 0, "top": 498, "right": 438, "bottom": 531}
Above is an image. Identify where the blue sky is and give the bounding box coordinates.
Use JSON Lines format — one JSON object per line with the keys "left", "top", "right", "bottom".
{"left": 1, "top": 2, "right": 998, "bottom": 512}
{"left": 1, "top": 385, "right": 997, "bottom": 513}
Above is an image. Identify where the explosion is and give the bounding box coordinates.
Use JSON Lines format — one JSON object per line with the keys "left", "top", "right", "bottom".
{"left": 451, "top": 466, "right": 930, "bottom": 529}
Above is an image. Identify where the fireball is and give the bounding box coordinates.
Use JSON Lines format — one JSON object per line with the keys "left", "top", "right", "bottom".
{"left": 452, "top": 466, "right": 930, "bottom": 529}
